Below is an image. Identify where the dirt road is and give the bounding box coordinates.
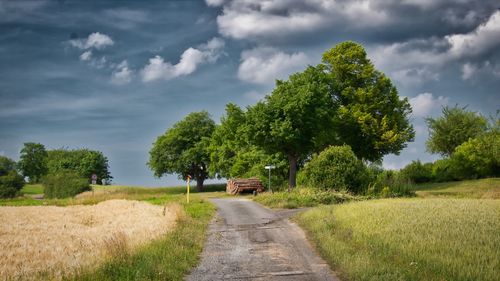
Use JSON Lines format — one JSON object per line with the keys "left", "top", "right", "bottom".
{"left": 187, "top": 198, "right": 338, "bottom": 281}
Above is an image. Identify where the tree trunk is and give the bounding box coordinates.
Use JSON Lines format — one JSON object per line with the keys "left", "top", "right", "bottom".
{"left": 196, "top": 177, "right": 204, "bottom": 192}
{"left": 288, "top": 154, "right": 297, "bottom": 192}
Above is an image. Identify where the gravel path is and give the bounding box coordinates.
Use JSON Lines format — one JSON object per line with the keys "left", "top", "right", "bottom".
{"left": 187, "top": 198, "right": 338, "bottom": 281}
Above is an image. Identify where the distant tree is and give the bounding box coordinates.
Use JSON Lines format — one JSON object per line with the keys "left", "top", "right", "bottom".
{"left": 18, "top": 142, "right": 48, "bottom": 183}
{"left": 0, "top": 156, "right": 17, "bottom": 176}
{"left": 149, "top": 111, "right": 215, "bottom": 191}
{"left": 321, "top": 41, "right": 415, "bottom": 161}
{"left": 246, "top": 65, "right": 335, "bottom": 189}
{"left": 425, "top": 106, "right": 488, "bottom": 157}
{"left": 46, "top": 148, "right": 112, "bottom": 183}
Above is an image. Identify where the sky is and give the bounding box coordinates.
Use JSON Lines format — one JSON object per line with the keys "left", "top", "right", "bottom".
{"left": 0, "top": 0, "right": 499, "bottom": 186}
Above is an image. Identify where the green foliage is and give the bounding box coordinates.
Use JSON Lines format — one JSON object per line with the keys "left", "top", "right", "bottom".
{"left": 47, "top": 148, "right": 112, "bottom": 183}
{"left": 246, "top": 65, "right": 335, "bottom": 188}
{"left": 0, "top": 156, "right": 17, "bottom": 176}
{"left": 426, "top": 106, "right": 488, "bottom": 157}
{"left": 368, "top": 170, "right": 415, "bottom": 197}
{"left": 254, "top": 188, "right": 357, "bottom": 209}
{"left": 149, "top": 111, "right": 215, "bottom": 190}
{"left": 431, "top": 158, "right": 460, "bottom": 182}
{"left": 399, "top": 160, "right": 433, "bottom": 183}
{"left": 321, "top": 41, "right": 415, "bottom": 161}
{"left": 43, "top": 172, "right": 90, "bottom": 199}
{"left": 0, "top": 170, "right": 25, "bottom": 198}
{"left": 450, "top": 130, "right": 500, "bottom": 179}
{"left": 18, "top": 142, "right": 48, "bottom": 183}
{"left": 298, "top": 145, "right": 369, "bottom": 194}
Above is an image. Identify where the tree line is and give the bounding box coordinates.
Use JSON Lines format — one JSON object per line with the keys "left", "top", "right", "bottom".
{"left": 148, "top": 41, "right": 415, "bottom": 191}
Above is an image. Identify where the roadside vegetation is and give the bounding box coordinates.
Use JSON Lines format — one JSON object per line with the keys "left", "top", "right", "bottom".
{"left": 296, "top": 198, "right": 500, "bottom": 281}
{"left": 414, "top": 178, "right": 500, "bottom": 199}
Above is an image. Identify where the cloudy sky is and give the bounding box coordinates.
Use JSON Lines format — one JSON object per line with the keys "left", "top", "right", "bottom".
{"left": 1, "top": 0, "right": 499, "bottom": 186}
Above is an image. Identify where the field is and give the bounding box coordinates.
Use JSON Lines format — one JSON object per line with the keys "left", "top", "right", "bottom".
{"left": 414, "top": 178, "right": 500, "bottom": 199}
{"left": 0, "top": 200, "right": 180, "bottom": 279}
{"left": 296, "top": 198, "right": 500, "bottom": 281}
{"left": 0, "top": 184, "right": 222, "bottom": 280}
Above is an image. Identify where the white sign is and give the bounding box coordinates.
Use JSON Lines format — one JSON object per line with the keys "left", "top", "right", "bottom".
{"left": 265, "top": 165, "right": 275, "bottom": 170}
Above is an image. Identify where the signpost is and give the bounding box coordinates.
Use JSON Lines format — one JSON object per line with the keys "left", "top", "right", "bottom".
{"left": 91, "top": 174, "right": 97, "bottom": 185}
{"left": 186, "top": 175, "right": 191, "bottom": 204}
{"left": 264, "top": 165, "right": 275, "bottom": 193}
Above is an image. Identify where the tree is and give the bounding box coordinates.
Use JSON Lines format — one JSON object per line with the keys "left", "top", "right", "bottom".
{"left": 208, "top": 103, "right": 289, "bottom": 187}
{"left": 246, "top": 65, "right": 335, "bottom": 189}
{"left": 148, "top": 111, "right": 215, "bottom": 191}
{"left": 321, "top": 41, "right": 415, "bottom": 161}
{"left": 18, "top": 142, "right": 48, "bottom": 183}
{"left": 425, "top": 106, "right": 488, "bottom": 157}
{"left": 46, "top": 148, "right": 112, "bottom": 183}
{"left": 0, "top": 156, "right": 16, "bottom": 176}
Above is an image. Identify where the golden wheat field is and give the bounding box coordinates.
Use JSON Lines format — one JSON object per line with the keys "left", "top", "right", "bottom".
{"left": 0, "top": 199, "right": 181, "bottom": 280}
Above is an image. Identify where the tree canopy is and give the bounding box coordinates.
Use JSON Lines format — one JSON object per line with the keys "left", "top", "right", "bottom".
{"left": 321, "top": 41, "right": 415, "bottom": 161}
{"left": 18, "top": 142, "right": 48, "bottom": 183}
{"left": 47, "top": 148, "right": 112, "bottom": 183}
{"left": 148, "top": 111, "right": 215, "bottom": 191}
{"left": 0, "top": 156, "right": 16, "bottom": 177}
{"left": 246, "top": 65, "right": 335, "bottom": 189}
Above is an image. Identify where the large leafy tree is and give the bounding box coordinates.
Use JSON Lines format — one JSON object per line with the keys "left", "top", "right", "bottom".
{"left": 18, "top": 142, "right": 48, "bottom": 183}
{"left": 0, "top": 156, "right": 17, "bottom": 176}
{"left": 425, "top": 105, "right": 488, "bottom": 157}
{"left": 321, "top": 41, "right": 415, "bottom": 161}
{"left": 208, "top": 104, "right": 289, "bottom": 188}
{"left": 149, "top": 111, "right": 215, "bottom": 191}
{"left": 47, "top": 148, "right": 112, "bottom": 183}
{"left": 246, "top": 65, "right": 335, "bottom": 189}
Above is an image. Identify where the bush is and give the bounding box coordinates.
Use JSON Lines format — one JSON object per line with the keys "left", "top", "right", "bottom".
{"left": 431, "top": 158, "right": 460, "bottom": 182}
{"left": 254, "top": 188, "right": 356, "bottom": 209}
{"left": 43, "top": 172, "right": 90, "bottom": 199}
{"left": 450, "top": 131, "right": 500, "bottom": 179}
{"left": 298, "top": 145, "right": 369, "bottom": 193}
{"left": 0, "top": 170, "right": 25, "bottom": 198}
{"left": 368, "top": 170, "right": 415, "bottom": 197}
{"left": 400, "top": 160, "right": 433, "bottom": 183}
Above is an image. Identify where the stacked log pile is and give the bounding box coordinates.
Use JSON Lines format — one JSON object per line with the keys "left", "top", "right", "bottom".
{"left": 226, "top": 178, "right": 264, "bottom": 194}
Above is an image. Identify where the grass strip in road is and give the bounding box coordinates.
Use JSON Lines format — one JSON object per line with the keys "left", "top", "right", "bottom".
{"left": 254, "top": 188, "right": 357, "bottom": 208}
{"left": 295, "top": 198, "right": 500, "bottom": 281}
{"left": 70, "top": 196, "right": 216, "bottom": 281}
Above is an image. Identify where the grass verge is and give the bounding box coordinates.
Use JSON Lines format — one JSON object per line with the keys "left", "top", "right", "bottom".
{"left": 68, "top": 195, "right": 216, "bottom": 281}
{"left": 21, "top": 184, "right": 44, "bottom": 195}
{"left": 414, "top": 178, "right": 500, "bottom": 199}
{"left": 254, "top": 188, "right": 357, "bottom": 208}
{"left": 295, "top": 198, "right": 500, "bottom": 281}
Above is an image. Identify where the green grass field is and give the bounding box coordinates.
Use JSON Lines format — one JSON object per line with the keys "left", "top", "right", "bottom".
{"left": 414, "top": 178, "right": 500, "bottom": 199}
{"left": 254, "top": 188, "right": 358, "bottom": 208}
{"left": 296, "top": 198, "right": 500, "bottom": 281}
{"left": 21, "top": 184, "right": 44, "bottom": 195}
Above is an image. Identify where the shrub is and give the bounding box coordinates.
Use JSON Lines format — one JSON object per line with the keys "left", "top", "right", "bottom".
{"left": 431, "top": 158, "right": 460, "bottom": 182}
{"left": 254, "top": 188, "right": 356, "bottom": 209}
{"left": 298, "top": 145, "right": 369, "bottom": 193}
{"left": 43, "top": 172, "right": 90, "bottom": 199}
{"left": 370, "top": 170, "right": 415, "bottom": 197}
{"left": 400, "top": 160, "right": 433, "bottom": 183}
{"left": 0, "top": 170, "right": 25, "bottom": 198}
{"left": 450, "top": 131, "right": 500, "bottom": 179}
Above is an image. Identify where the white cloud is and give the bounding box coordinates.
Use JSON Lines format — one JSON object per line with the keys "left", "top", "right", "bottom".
{"left": 69, "top": 32, "right": 114, "bottom": 50}
{"left": 79, "top": 51, "right": 92, "bottom": 61}
{"left": 446, "top": 11, "right": 500, "bottom": 58}
{"left": 237, "top": 47, "right": 309, "bottom": 84}
{"left": 409, "top": 93, "right": 448, "bottom": 118}
{"left": 214, "top": 0, "right": 388, "bottom": 41}
{"left": 205, "top": 0, "right": 226, "bottom": 7}
{"left": 140, "top": 37, "right": 225, "bottom": 82}
{"left": 461, "top": 63, "right": 477, "bottom": 80}
{"left": 111, "top": 60, "right": 133, "bottom": 85}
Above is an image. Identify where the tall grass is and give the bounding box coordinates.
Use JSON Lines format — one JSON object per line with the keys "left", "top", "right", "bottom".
{"left": 254, "top": 188, "right": 357, "bottom": 208}
{"left": 296, "top": 198, "right": 500, "bottom": 281}
{"left": 414, "top": 178, "right": 500, "bottom": 199}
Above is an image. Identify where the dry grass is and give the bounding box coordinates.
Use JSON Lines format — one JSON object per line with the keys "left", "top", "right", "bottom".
{"left": 0, "top": 199, "right": 182, "bottom": 280}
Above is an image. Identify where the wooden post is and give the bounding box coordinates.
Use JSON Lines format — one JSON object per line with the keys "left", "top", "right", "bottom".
{"left": 187, "top": 175, "right": 191, "bottom": 204}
